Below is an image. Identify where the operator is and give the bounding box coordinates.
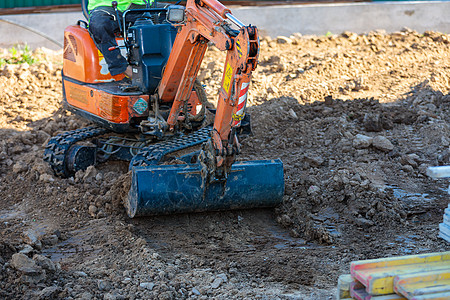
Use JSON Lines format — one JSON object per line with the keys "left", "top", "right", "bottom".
{"left": 88, "top": 0, "right": 152, "bottom": 77}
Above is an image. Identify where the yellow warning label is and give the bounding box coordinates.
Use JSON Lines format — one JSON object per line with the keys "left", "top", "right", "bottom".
{"left": 236, "top": 41, "right": 242, "bottom": 58}
{"left": 223, "top": 63, "right": 233, "bottom": 94}
{"left": 232, "top": 113, "right": 244, "bottom": 121}
{"left": 98, "top": 50, "right": 104, "bottom": 58}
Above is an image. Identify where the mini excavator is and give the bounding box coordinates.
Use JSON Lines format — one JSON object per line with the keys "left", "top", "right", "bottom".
{"left": 44, "top": 0, "right": 284, "bottom": 217}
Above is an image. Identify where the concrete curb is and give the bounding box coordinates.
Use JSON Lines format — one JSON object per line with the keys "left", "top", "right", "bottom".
{"left": 0, "top": 1, "right": 449, "bottom": 50}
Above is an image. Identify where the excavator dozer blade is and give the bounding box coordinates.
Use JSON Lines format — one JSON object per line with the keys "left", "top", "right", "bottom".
{"left": 126, "top": 159, "right": 284, "bottom": 217}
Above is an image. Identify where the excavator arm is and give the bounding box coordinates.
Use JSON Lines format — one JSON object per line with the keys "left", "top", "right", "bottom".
{"left": 125, "top": 0, "right": 282, "bottom": 217}
{"left": 158, "top": 0, "right": 259, "bottom": 180}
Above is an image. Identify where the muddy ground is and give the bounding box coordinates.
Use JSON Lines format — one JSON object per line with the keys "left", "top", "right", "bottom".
{"left": 1, "top": 29, "right": 450, "bottom": 299}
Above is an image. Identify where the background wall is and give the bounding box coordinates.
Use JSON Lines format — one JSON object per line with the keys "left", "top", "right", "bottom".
{"left": 0, "top": 1, "right": 449, "bottom": 50}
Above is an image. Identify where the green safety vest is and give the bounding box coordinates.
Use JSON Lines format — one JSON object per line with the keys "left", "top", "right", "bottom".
{"left": 88, "top": 0, "right": 150, "bottom": 12}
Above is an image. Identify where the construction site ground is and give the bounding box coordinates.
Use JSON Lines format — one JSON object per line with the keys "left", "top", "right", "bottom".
{"left": 0, "top": 30, "right": 449, "bottom": 299}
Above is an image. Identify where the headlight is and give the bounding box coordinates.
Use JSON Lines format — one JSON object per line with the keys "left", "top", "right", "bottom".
{"left": 167, "top": 8, "right": 185, "bottom": 23}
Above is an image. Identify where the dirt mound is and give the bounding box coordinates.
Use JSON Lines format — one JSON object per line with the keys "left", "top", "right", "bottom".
{"left": 1, "top": 30, "right": 449, "bottom": 299}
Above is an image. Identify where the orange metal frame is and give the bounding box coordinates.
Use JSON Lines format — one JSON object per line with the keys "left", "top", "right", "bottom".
{"left": 63, "top": 25, "right": 125, "bottom": 84}
{"left": 62, "top": 0, "right": 260, "bottom": 169}
{"left": 63, "top": 25, "right": 203, "bottom": 126}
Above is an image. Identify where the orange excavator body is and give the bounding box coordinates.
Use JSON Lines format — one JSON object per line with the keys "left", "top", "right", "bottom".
{"left": 46, "top": 0, "right": 284, "bottom": 217}
{"left": 62, "top": 24, "right": 201, "bottom": 128}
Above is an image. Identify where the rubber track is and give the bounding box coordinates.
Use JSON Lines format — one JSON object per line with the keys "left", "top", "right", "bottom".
{"left": 43, "top": 126, "right": 109, "bottom": 177}
{"left": 43, "top": 125, "right": 212, "bottom": 177}
{"left": 130, "top": 126, "right": 212, "bottom": 167}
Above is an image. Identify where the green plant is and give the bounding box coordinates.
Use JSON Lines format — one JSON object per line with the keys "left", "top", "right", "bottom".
{"left": 0, "top": 44, "right": 37, "bottom": 67}
{"left": 325, "top": 31, "right": 333, "bottom": 38}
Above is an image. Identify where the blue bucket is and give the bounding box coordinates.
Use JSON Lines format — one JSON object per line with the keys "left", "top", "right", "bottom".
{"left": 126, "top": 159, "right": 284, "bottom": 217}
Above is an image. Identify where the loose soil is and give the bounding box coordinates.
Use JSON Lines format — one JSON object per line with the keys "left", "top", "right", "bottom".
{"left": 0, "top": 29, "right": 449, "bottom": 299}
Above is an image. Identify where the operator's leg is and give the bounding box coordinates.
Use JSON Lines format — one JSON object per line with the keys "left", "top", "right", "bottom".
{"left": 88, "top": 7, "right": 128, "bottom": 76}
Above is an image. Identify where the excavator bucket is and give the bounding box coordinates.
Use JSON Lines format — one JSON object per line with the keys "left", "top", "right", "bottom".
{"left": 125, "top": 159, "right": 284, "bottom": 217}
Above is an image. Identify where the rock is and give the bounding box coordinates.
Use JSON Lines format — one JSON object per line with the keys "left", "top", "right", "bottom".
{"left": 355, "top": 217, "right": 375, "bottom": 227}
{"left": 88, "top": 205, "right": 97, "bottom": 217}
{"left": 363, "top": 113, "right": 383, "bottom": 132}
{"left": 192, "top": 287, "right": 201, "bottom": 296}
{"left": 22, "top": 272, "right": 46, "bottom": 284}
{"left": 206, "top": 61, "right": 216, "bottom": 70}
{"left": 122, "top": 277, "right": 132, "bottom": 284}
{"left": 20, "top": 131, "right": 34, "bottom": 145}
{"left": 104, "top": 293, "right": 124, "bottom": 300}
{"left": 95, "top": 173, "right": 103, "bottom": 181}
{"left": 22, "top": 231, "right": 39, "bottom": 245}
{"left": 42, "top": 235, "right": 59, "bottom": 246}
{"left": 291, "top": 32, "right": 302, "bottom": 39}
{"left": 418, "top": 163, "right": 429, "bottom": 175}
{"left": 103, "top": 293, "right": 116, "bottom": 300}
{"left": 36, "top": 130, "right": 51, "bottom": 143}
{"left": 322, "top": 107, "right": 333, "bottom": 114}
{"left": 79, "top": 292, "right": 93, "bottom": 300}
{"left": 83, "top": 166, "right": 98, "bottom": 181}
{"left": 278, "top": 214, "right": 293, "bottom": 226}
{"left": 402, "top": 165, "right": 414, "bottom": 173}
{"left": 267, "top": 55, "right": 281, "bottom": 64}
{"left": 211, "top": 277, "right": 224, "bottom": 289}
{"left": 304, "top": 154, "right": 324, "bottom": 166}
{"left": 53, "top": 230, "right": 62, "bottom": 239}
{"left": 11, "top": 144, "right": 24, "bottom": 155}
{"left": 2, "top": 64, "right": 15, "bottom": 77}
{"left": 307, "top": 185, "right": 320, "bottom": 195}
{"left": 73, "top": 271, "right": 88, "bottom": 277}
{"left": 98, "top": 280, "right": 112, "bottom": 291}
{"left": 11, "top": 253, "right": 46, "bottom": 283}
{"left": 288, "top": 108, "right": 298, "bottom": 119}
{"left": 5, "top": 158, "right": 13, "bottom": 166}
{"left": 139, "top": 282, "right": 155, "bottom": 290}
{"left": 34, "top": 240, "right": 43, "bottom": 250}
{"left": 158, "top": 291, "right": 174, "bottom": 300}
{"left": 39, "top": 173, "right": 55, "bottom": 182}
{"left": 401, "top": 155, "right": 418, "bottom": 168}
{"left": 343, "top": 131, "right": 354, "bottom": 139}
{"left": 276, "top": 36, "right": 293, "bottom": 44}
{"left": 342, "top": 31, "right": 358, "bottom": 41}
{"left": 97, "top": 209, "right": 107, "bottom": 218}
{"left": 12, "top": 162, "right": 28, "bottom": 174}
{"left": 38, "top": 286, "right": 60, "bottom": 299}
{"left": 19, "top": 62, "right": 30, "bottom": 70}
{"left": 19, "top": 244, "right": 35, "bottom": 255}
{"left": 11, "top": 253, "right": 43, "bottom": 275}
{"left": 353, "top": 134, "right": 373, "bottom": 149}
{"left": 324, "top": 95, "right": 333, "bottom": 105}
{"left": 136, "top": 238, "right": 147, "bottom": 248}
{"left": 216, "top": 273, "right": 228, "bottom": 282}
{"left": 34, "top": 254, "right": 57, "bottom": 272}
{"left": 43, "top": 121, "right": 57, "bottom": 135}
{"left": 372, "top": 136, "right": 394, "bottom": 152}
{"left": 267, "top": 86, "right": 278, "bottom": 93}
